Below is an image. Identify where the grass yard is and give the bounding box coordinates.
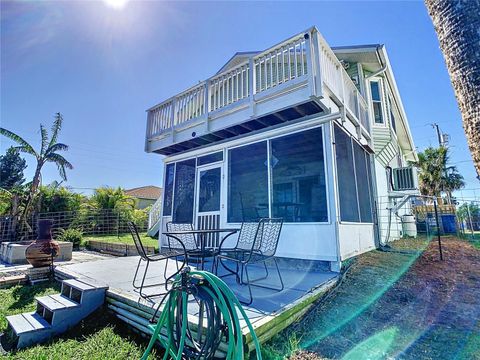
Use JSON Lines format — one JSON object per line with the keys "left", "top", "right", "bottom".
{"left": 83, "top": 232, "right": 159, "bottom": 249}
{"left": 0, "top": 281, "right": 158, "bottom": 359}
{"left": 263, "top": 235, "right": 480, "bottom": 360}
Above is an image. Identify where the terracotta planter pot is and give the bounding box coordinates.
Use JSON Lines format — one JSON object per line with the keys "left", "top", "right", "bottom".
{"left": 25, "top": 219, "right": 60, "bottom": 268}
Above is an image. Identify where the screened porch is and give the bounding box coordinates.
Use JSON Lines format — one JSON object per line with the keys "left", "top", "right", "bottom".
{"left": 158, "top": 117, "right": 375, "bottom": 262}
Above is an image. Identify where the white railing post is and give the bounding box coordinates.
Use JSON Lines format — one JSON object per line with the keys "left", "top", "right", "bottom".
{"left": 248, "top": 57, "right": 255, "bottom": 114}
{"left": 204, "top": 80, "right": 210, "bottom": 131}
{"left": 305, "top": 31, "right": 315, "bottom": 97}
{"left": 170, "top": 98, "right": 177, "bottom": 140}
{"left": 311, "top": 30, "right": 323, "bottom": 98}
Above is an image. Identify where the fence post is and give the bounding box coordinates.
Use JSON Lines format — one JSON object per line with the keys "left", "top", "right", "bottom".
{"left": 116, "top": 212, "right": 120, "bottom": 239}
{"left": 466, "top": 202, "right": 475, "bottom": 239}
{"left": 433, "top": 199, "right": 443, "bottom": 261}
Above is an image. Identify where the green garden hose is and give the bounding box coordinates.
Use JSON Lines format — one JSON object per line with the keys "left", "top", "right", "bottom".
{"left": 141, "top": 267, "right": 262, "bottom": 360}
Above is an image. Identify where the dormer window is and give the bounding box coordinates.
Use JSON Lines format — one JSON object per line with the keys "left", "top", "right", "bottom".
{"left": 370, "top": 81, "right": 384, "bottom": 125}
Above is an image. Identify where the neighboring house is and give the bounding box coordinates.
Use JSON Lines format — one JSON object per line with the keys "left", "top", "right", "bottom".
{"left": 144, "top": 27, "right": 418, "bottom": 271}
{"left": 125, "top": 186, "right": 162, "bottom": 209}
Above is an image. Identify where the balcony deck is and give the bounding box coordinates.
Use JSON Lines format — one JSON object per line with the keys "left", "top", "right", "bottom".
{"left": 146, "top": 27, "right": 371, "bottom": 155}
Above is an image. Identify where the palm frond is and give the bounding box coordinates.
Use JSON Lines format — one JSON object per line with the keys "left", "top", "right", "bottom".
{"left": 40, "top": 124, "right": 49, "bottom": 155}
{"left": 0, "top": 128, "right": 37, "bottom": 156}
{"left": 48, "top": 113, "right": 63, "bottom": 149}
{"left": 57, "top": 164, "right": 67, "bottom": 181}
{"left": 46, "top": 143, "right": 69, "bottom": 155}
{"left": 46, "top": 153, "right": 73, "bottom": 181}
{"left": 13, "top": 145, "right": 37, "bottom": 157}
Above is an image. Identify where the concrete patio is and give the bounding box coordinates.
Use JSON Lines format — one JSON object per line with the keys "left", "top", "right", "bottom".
{"left": 54, "top": 256, "right": 339, "bottom": 351}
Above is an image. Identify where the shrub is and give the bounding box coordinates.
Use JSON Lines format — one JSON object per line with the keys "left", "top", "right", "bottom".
{"left": 131, "top": 209, "right": 148, "bottom": 228}
{"left": 35, "top": 185, "right": 85, "bottom": 213}
{"left": 57, "top": 228, "right": 83, "bottom": 248}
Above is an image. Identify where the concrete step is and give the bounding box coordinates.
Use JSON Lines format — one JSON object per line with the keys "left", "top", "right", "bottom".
{"left": 3, "top": 277, "right": 108, "bottom": 351}
{"left": 6, "top": 313, "right": 50, "bottom": 335}
{"left": 61, "top": 278, "right": 108, "bottom": 303}
{"left": 36, "top": 294, "right": 79, "bottom": 312}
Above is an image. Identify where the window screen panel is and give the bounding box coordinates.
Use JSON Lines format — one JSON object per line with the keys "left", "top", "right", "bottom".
{"left": 270, "top": 127, "right": 328, "bottom": 222}
{"left": 335, "top": 125, "right": 360, "bottom": 222}
{"left": 228, "top": 142, "right": 268, "bottom": 222}
{"left": 163, "top": 163, "right": 175, "bottom": 216}
{"left": 172, "top": 159, "right": 196, "bottom": 223}
{"left": 353, "top": 142, "right": 373, "bottom": 223}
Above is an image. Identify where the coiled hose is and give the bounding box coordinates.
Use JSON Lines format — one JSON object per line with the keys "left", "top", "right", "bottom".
{"left": 141, "top": 267, "right": 262, "bottom": 360}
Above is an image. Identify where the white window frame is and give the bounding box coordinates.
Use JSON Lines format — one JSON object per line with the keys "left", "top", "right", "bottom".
{"left": 368, "top": 77, "right": 387, "bottom": 128}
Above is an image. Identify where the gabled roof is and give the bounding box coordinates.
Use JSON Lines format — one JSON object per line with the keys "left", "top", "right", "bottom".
{"left": 125, "top": 186, "right": 162, "bottom": 200}
{"left": 333, "top": 44, "right": 418, "bottom": 161}
{"left": 216, "top": 51, "right": 260, "bottom": 74}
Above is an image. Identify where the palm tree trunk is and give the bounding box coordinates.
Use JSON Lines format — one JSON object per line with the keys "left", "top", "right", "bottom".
{"left": 424, "top": 0, "right": 480, "bottom": 179}
{"left": 18, "top": 162, "right": 42, "bottom": 235}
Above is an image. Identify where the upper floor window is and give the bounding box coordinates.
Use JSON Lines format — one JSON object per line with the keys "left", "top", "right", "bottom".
{"left": 370, "top": 81, "right": 384, "bottom": 125}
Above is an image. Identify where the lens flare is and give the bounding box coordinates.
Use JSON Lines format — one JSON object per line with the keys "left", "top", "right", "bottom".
{"left": 103, "top": 0, "right": 129, "bottom": 10}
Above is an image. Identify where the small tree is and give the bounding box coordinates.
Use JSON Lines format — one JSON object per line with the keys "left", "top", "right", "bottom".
{"left": 0, "top": 147, "right": 27, "bottom": 190}
{"left": 0, "top": 113, "right": 73, "bottom": 230}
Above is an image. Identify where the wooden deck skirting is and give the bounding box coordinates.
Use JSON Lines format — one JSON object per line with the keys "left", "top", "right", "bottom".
{"left": 55, "top": 265, "right": 339, "bottom": 355}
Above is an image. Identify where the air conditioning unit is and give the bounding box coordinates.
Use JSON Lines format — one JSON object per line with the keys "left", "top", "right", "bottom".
{"left": 389, "top": 167, "right": 419, "bottom": 192}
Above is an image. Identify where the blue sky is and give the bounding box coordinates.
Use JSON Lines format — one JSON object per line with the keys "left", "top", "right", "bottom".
{"left": 1, "top": 0, "right": 478, "bottom": 198}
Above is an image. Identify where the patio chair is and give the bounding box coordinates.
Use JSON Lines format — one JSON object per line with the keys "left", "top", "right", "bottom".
{"left": 128, "top": 222, "right": 187, "bottom": 299}
{"left": 165, "top": 222, "right": 217, "bottom": 271}
{"left": 215, "top": 218, "right": 284, "bottom": 305}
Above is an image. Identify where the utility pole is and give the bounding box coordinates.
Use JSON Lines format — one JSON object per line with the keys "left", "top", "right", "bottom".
{"left": 431, "top": 123, "right": 443, "bottom": 147}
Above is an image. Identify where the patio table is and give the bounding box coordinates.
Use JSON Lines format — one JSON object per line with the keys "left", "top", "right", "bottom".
{"left": 163, "top": 228, "right": 238, "bottom": 270}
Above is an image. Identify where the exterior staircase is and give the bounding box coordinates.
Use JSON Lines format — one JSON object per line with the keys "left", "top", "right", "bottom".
{"left": 1, "top": 278, "right": 107, "bottom": 351}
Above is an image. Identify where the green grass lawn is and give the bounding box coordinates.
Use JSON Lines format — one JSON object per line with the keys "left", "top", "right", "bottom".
{"left": 0, "top": 282, "right": 158, "bottom": 359}
{"left": 83, "top": 232, "right": 159, "bottom": 249}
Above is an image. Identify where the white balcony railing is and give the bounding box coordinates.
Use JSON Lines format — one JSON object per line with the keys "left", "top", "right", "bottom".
{"left": 146, "top": 27, "right": 370, "bottom": 146}
{"left": 210, "top": 62, "right": 250, "bottom": 112}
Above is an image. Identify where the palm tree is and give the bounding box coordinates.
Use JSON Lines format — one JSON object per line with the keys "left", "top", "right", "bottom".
{"left": 424, "top": 0, "right": 480, "bottom": 180}
{"left": 0, "top": 113, "right": 73, "bottom": 229}
{"left": 415, "top": 146, "right": 465, "bottom": 203}
{"left": 443, "top": 167, "right": 465, "bottom": 204}
{"left": 416, "top": 147, "right": 446, "bottom": 199}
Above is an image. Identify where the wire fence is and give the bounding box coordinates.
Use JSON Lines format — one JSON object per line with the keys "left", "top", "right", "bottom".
{"left": 0, "top": 209, "right": 149, "bottom": 242}
{"left": 376, "top": 194, "right": 480, "bottom": 245}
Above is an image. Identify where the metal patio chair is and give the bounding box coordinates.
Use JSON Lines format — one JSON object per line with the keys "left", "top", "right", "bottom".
{"left": 128, "top": 222, "right": 187, "bottom": 299}
{"left": 165, "top": 222, "right": 217, "bottom": 271}
{"left": 215, "top": 218, "right": 284, "bottom": 305}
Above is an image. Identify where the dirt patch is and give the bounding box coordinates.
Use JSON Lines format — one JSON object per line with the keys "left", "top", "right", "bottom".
{"left": 263, "top": 237, "right": 480, "bottom": 360}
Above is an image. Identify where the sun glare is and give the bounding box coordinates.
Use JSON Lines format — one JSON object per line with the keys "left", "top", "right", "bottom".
{"left": 103, "top": 0, "right": 129, "bottom": 10}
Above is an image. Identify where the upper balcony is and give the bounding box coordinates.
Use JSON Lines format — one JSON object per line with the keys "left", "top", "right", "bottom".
{"left": 145, "top": 27, "right": 371, "bottom": 155}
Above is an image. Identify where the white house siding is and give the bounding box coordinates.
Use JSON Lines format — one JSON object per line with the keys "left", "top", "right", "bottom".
{"left": 276, "top": 223, "right": 338, "bottom": 261}
{"left": 338, "top": 223, "right": 375, "bottom": 260}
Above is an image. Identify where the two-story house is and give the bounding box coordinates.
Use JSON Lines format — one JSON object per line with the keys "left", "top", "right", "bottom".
{"left": 145, "top": 27, "right": 418, "bottom": 271}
